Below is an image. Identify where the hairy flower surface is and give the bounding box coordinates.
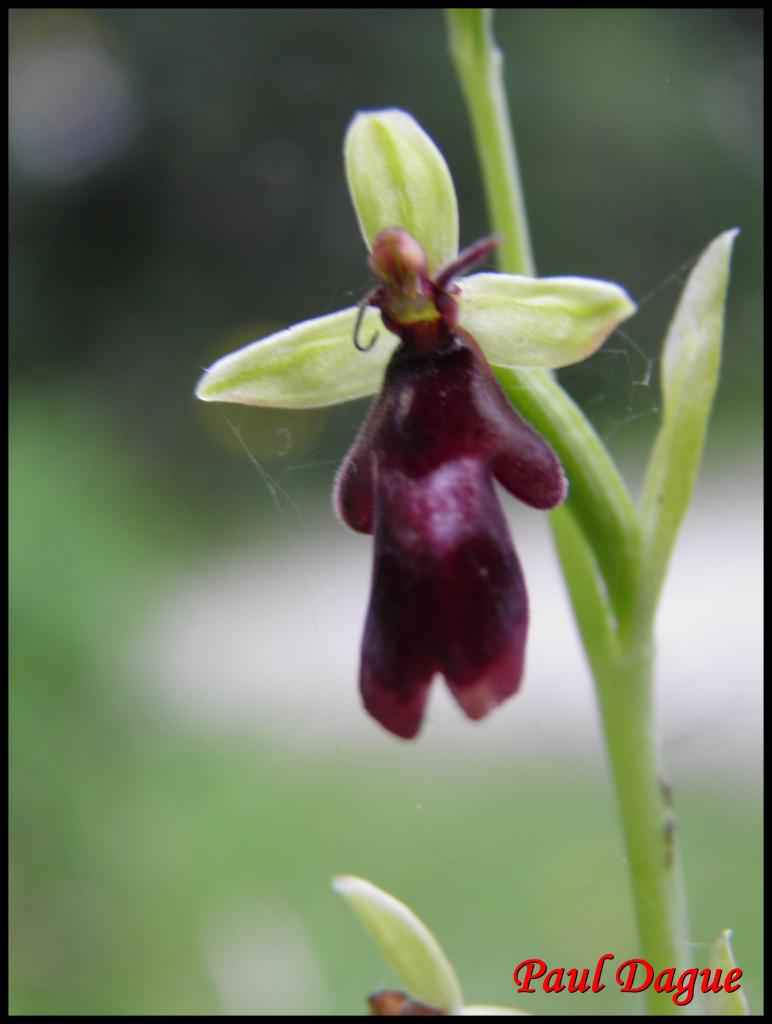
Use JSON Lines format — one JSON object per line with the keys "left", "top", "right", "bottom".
{"left": 335, "top": 230, "right": 566, "bottom": 738}
{"left": 195, "top": 109, "right": 637, "bottom": 739}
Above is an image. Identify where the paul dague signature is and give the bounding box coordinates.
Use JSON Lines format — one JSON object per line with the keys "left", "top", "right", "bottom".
{"left": 513, "top": 954, "right": 743, "bottom": 1008}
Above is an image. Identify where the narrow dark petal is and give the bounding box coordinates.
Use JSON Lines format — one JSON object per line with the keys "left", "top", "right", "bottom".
{"left": 433, "top": 235, "right": 499, "bottom": 291}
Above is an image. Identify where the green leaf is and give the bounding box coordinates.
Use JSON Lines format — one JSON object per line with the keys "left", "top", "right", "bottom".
{"left": 638, "top": 229, "right": 739, "bottom": 623}
{"left": 195, "top": 306, "right": 393, "bottom": 408}
{"left": 702, "top": 929, "right": 749, "bottom": 1015}
{"left": 332, "top": 874, "right": 463, "bottom": 1014}
{"left": 459, "top": 272, "right": 637, "bottom": 368}
{"left": 344, "top": 109, "right": 459, "bottom": 273}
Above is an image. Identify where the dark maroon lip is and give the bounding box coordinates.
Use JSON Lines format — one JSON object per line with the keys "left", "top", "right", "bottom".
{"left": 334, "top": 237, "right": 567, "bottom": 739}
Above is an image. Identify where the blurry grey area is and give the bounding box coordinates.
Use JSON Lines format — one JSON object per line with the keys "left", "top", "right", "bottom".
{"left": 10, "top": 9, "right": 763, "bottom": 1017}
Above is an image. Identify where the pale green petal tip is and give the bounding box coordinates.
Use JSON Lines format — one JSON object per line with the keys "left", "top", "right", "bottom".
{"left": 661, "top": 227, "right": 739, "bottom": 409}
{"left": 704, "top": 227, "right": 741, "bottom": 269}
{"left": 332, "top": 874, "right": 463, "bottom": 1013}
{"left": 668, "top": 226, "right": 739, "bottom": 343}
{"left": 703, "top": 929, "right": 749, "bottom": 1015}
{"left": 615, "top": 283, "right": 637, "bottom": 321}
{"left": 344, "top": 108, "right": 459, "bottom": 273}
{"left": 195, "top": 371, "right": 215, "bottom": 401}
{"left": 195, "top": 359, "right": 234, "bottom": 401}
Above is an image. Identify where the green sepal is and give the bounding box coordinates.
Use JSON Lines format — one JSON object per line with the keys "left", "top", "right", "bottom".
{"left": 332, "top": 874, "right": 463, "bottom": 1014}
{"left": 459, "top": 272, "right": 637, "bottom": 368}
{"left": 195, "top": 305, "right": 392, "bottom": 408}
{"left": 345, "top": 109, "right": 459, "bottom": 273}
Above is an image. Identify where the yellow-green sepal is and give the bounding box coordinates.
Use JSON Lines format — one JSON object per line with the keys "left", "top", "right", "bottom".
{"left": 459, "top": 272, "right": 637, "bottom": 369}
{"left": 195, "top": 305, "right": 392, "bottom": 408}
{"left": 345, "top": 109, "right": 459, "bottom": 274}
{"left": 332, "top": 874, "right": 463, "bottom": 1014}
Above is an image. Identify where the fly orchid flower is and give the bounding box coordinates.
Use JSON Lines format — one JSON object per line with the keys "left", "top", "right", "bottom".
{"left": 333, "top": 227, "right": 566, "bottom": 738}
{"left": 195, "top": 109, "right": 636, "bottom": 739}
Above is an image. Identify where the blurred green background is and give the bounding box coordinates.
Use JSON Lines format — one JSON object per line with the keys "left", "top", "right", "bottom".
{"left": 10, "top": 9, "right": 762, "bottom": 1015}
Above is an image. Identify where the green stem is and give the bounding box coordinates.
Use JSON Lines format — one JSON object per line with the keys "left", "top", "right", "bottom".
{"left": 446, "top": 9, "right": 691, "bottom": 1012}
{"left": 552, "top": 509, "right": 690, "bottom": 1015}
{"left": 594, "top": 649, "right": 691, "bottom": 1015}
{"left": 446, "top": 6, "right": 639, "bottom": 629}
{"left": 446, "top": 9, "right": 534, "bottom": 276}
